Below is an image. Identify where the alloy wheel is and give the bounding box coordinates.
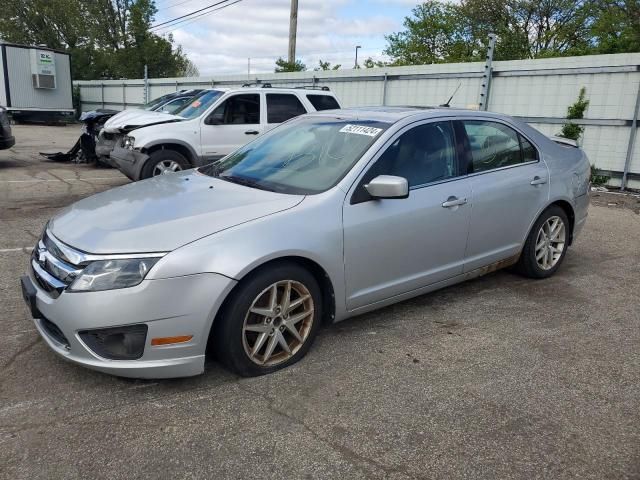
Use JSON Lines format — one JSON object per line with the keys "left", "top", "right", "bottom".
{"left": 535, "top": 215, "right": 566, "bottom": 270}
{"left": 242, "top": 280, "right": 314, "bottom": 366}
{"left": 152, "top": 160, "right": 182, "bottom": 176}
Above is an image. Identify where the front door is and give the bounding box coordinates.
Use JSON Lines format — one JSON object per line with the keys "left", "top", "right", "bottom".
{"left": 343, "top": 120, "right": 472, "bottom": 310}
{"left": 200, "top": 93, "right": 263, "bottom": 161}
{"left": 458, "top": 119, "right": 550, "bottom": 271}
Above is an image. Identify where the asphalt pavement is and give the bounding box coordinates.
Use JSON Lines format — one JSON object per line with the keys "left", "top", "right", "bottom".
{"left": 1, "top": 125, "right": 639, "bottom": 479}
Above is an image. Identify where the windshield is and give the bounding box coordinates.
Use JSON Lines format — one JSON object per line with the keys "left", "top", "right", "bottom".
{"left": 198, "top": 117, "right": 390, "bottom": 195}
{"left": 175, "top": 90, "right": 224, "bottom": 119}
{"left": 142, "top": 93, "right": 177, "bottom": 111}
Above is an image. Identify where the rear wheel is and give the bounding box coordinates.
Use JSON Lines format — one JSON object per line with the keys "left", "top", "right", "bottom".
{"left": 515, "top": 205, "right": 569, "bottom": 279}
{"left": 213, "top": 263, "right": 322, "bottom": 377}
{"left": 141, "top": 149, "right": 189, "bottom": 179}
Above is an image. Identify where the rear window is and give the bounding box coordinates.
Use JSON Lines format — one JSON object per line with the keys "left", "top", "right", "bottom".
{"left": 266, "top": 94, "right": 307, "bottom": 123}
{"left": 307, "top": 95, "right": 340, "bottom": 111}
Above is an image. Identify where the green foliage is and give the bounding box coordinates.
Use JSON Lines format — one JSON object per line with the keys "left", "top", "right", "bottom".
{"left": 0, "top": 0, "right": 193, "bottom": 80}
{"left": 315, "top": 60, "right": 341, "bottom": 71}
{"left": 275, "top": 58, "right": 307, "bottom": 72}
{"left": 560, "top": 87, "right": 590, "bottom": 141}
{"left": 384, "top": 0, "right": 640, "bottom": 66}
{"left": 384, "top": 1, "right": 476, "bottom": 65}
{"left": 363, "top": 57, "right": 388, "bottom": 68}
{"left": 590, "top": 165, "right": 610, "bottom": 185}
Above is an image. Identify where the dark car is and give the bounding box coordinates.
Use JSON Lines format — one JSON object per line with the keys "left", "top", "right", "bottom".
{"left": 0, "top": 106, "right": 15, "bottom": 150}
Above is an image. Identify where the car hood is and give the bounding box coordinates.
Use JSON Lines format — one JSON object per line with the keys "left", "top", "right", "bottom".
{"left": 49, "top": 170, "right": 304, "bottom": 254}
{"left": 103, "top": 110, "right": 184, "bottom": 133}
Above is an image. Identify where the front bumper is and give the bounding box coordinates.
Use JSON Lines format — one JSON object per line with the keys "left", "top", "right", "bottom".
{"left": 111, "top": 144, "right": 149, "bottom": 181}
{"left": 21, "top": 270, "right": 236, "bottom": 379}
{"left": 95, "top": 137, "right": 117, "bottom": 165}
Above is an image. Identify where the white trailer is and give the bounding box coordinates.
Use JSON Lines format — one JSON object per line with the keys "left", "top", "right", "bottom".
{"left": 0, "top": 42, "right": 74, "bottom": 122}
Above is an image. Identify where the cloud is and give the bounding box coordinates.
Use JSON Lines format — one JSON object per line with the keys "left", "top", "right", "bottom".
{"left": 154, "top": 0, "right": 402, "bottom": 75}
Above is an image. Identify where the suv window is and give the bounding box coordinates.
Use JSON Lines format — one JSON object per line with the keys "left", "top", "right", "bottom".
{"left": 306, "top": 94, "right": 340, "bottom": 111}
{"left": 367, "top": 121, "right": 458, "bottom": 188}
{"left": 266, "top": 94, "right": 307, "bottom": 123}
{"left": 462, "top": 120, "right": 537, "bottom": 173}
{"left": 207, "top": 94, "right": 260, "bottom": 125}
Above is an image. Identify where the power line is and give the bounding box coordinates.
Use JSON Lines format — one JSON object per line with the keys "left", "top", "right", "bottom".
{"left": 156, "top": 0, "right": 200, "bottom": 12}
{"left": 153, "top": 0, "right": 243, "bottom": 33}
{"left": 150, "top": 0, "right": 232, "bottom": 30}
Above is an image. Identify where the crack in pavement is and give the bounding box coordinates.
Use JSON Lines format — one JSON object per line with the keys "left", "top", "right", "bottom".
{"left": 1, "top": 337, "right": 40, "bottom": 372}
{"left": 235, "top": 381, "right": 417, "bottom": 479}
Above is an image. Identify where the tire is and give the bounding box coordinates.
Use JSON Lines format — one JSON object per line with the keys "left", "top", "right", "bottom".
{"left": 515, "top": 205, "right": 570, "bottom": 279}
{"left": 141, "top": 149, "right": 189, "bottom": 180}
{"left": 213, "top": 262, "right": 323, "bottom": 377}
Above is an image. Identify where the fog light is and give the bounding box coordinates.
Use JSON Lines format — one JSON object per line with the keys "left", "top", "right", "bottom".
{"left": 79, "top": 324, "right": 148, "bottom": 360}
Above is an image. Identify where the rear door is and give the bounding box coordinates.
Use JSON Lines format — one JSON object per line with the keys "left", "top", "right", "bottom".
{"left": 265, "top": 93, "right": 308, "bottom": 132}
{"left": 459, "top": 119, "right": 549, "bottom": 271}
{"left": 200, "top": 93, "right": 263, "bottom": 161}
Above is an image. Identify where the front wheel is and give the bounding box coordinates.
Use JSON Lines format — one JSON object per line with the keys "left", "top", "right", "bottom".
{"left": 213, "top": 263, "right": 323, "bottom": 377}
{"left": 141, "top": 149, "right": 189, "bottom": 180}
{"left": 515, "top": 205, "right": 570, "bottom": 279}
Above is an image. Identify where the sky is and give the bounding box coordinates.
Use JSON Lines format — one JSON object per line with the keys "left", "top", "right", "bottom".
{"left": 151, "top": 0, "right": 422, "bottom": 76}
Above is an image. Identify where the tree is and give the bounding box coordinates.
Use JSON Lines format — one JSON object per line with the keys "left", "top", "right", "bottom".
{"left": 384, "top": 1, "right": 476, "bottom": 65}
{"left": 179, "top": 58, "right": 200, "bottom": 77}
{"left": 590, "top": 0, "right": 640, "bottom": 54}
{"left": 0, "top": 0, "right": 195, "bottom": 80}
{"left": 559, "top": 87, "right": 589, "bottom": 141}
{"left": 363, "top": 57, "right": 388, "bottom": 68}
{"left": 383, "top": 0, "right": 640, "bottom": 66}
{"left": 314, "top": 59, "right": 341, "bottom": 71}
{"left": 275, "top": 57, "right": 306, "bottom": 72}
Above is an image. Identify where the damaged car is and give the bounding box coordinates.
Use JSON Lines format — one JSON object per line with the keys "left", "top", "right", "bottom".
{"left": 105, "top": 85, "right": 341, "bottom": 180}
{"left": 40, "top": 90, "right": 203, "bottom": 166}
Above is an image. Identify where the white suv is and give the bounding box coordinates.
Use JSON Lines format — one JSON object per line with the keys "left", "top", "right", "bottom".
{"left": 105, "top": 85, "right": 341, "bottom": 180}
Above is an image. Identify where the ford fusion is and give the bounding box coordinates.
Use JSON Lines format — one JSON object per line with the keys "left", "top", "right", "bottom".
{"left": 21, "top": 107, "right": 590, "bottom": 378}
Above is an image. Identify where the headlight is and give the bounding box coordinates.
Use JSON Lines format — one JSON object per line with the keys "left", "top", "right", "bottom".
{"left": 69, "top": 258, "right": 160, "bottom": 292}
{"left": 122, "top": 135, "right": 136, "bottom": 150}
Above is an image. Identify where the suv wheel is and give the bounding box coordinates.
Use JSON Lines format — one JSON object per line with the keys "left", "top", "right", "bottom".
{"left": 213, "top": 262, "right": 323, "bottom": 377}
{"left": 141, "top": 149, "right": 189, "bottom": 179}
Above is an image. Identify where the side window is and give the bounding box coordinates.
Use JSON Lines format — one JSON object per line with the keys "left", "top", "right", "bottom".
{"left": 207, "top": 94, "right": 260, "bottom": 125}
{"left": 462, "top": 120, "right": 530, "bottom": 173}
{"left": 306, "top": 94, "right": 340, "bottom": 111}
{"left": 266, "top": 94, "right": 307, "bottom": 123}
{"left": 368, "top": 121, "right": 458, "bottom": 188}
{"left": 520, "top": 135, "right": 538, "bottom": 162}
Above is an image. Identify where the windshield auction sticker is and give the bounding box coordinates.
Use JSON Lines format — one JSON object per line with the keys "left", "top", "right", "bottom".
{"left": 339, "top": 124, "right": 383, "bottom": 137}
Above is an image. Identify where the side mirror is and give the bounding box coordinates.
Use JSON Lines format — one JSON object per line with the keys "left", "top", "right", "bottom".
{"left": 364, "top": 175, "right": 409, "bottom": 199}
{"left": 205, "top": 116, "right": 222, "bottom": 126}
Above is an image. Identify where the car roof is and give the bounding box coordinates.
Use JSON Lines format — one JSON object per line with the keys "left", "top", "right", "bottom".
{"left": 232, "top": 86, "right": 336, "bottom": 95}
{"left": 306, "top": 106, "right": 515, "bottom": 124}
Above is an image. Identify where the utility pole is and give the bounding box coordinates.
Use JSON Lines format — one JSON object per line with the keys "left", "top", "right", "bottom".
{"left": 478, "top": 33, "right": 496, "bottom": 111}
{"left": 288, "top": 0, "right": 298, "bottom": 64}
{"left": 247, "top": 58, "right": 251, "bottom": 79}
{"left": 143, "top": 64, "right": 149, "bottom": 104}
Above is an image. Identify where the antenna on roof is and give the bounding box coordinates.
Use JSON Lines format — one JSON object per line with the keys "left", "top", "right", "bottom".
{"left": 440, "top": 83, "right": 461, "bottom": 107}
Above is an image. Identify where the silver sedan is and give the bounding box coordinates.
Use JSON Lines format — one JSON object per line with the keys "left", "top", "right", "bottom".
{"left": 21, "top": 107, "right": 590, "bottom": 378}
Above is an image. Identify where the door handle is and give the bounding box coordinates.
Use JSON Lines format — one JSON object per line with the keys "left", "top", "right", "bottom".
{"left": 244, "top": 130, "right": 259, "bottom": 135}
{"left": 530, "top": 176, "right": 547, "bottom": 186}
{"left": 442, "top": 196, "right": 467, "bottom": 208}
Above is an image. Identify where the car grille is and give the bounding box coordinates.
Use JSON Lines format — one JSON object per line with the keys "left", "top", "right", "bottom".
{"left": 31, "top": 231, "right": 83, "bottom": 298}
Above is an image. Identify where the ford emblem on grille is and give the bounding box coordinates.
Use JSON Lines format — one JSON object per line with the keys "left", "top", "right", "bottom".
{"left": 37, "top": 247, "right": 46, "bottom": 265}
